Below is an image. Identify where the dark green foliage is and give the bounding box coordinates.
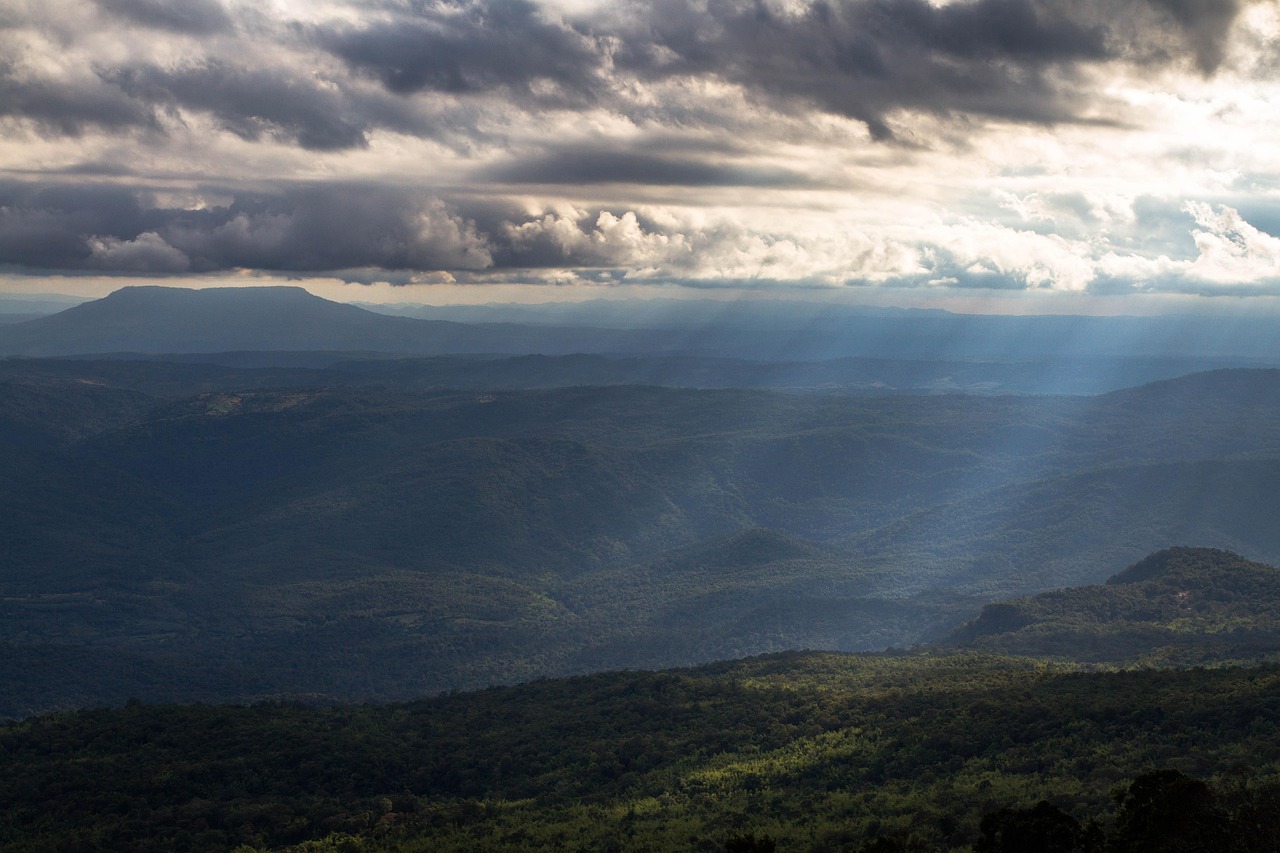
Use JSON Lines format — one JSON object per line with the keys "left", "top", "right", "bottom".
{"left": 1107, "top": 770, "right": 1224, "bottom": 853}
{"left": 858, "top": 840, "right": 904, "bottom": 853}
{"left": 4, "top": 654, "right": 1280, "bottom": 851}
{"left": 976, "top": 801, "right": 1091, "bottom": 853}
{"left": 725, "top": 833, "right": 778, "bottom": 852}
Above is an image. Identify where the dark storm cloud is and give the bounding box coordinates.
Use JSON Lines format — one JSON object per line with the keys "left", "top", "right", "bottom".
{"left": 311, "top": 0, "right": 1248, "bottom": 140}
{"left": 0, "top": 0, "right": 1266, "bottom": 291}
{"left": 1147, "top": 0, "right": 1245, "bottom": 73}
{"left": 0, "top": 181, "right": 495, "bottom": 274}
{"left": 0, "top": 65, "right": 162, "bottom": 136}
{"left": 102, "top": 61, "right": 375, "bottom": 150}
{"left": 93, "top": 0, "right": 232, "bottom": 35}
{"left": 0, "top": 179, "right": 707, "bottom": 275}
{"left": 486, "top": 149, "right": 811, "bottom": 187}
{"left": 597, "top": 0, "right": 1246, "bottom": 136}
{"left": 2, "top": 0, "right": 1249, "bottom": 151}
{"left": 316, "top": 0, "right": 602, "bottom": 103}
{"left": 0, "top": 183, "right": 149, "bottom": 269}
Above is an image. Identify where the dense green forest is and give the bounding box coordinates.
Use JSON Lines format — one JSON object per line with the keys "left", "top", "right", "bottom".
{"left": 4, "top": 365, "right": 1280, "bottom": 713}
{"left": 4, "top": 651, "right": 1280, "bottom": 851}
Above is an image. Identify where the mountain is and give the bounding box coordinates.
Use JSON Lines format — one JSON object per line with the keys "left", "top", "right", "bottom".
{"left": 0, "top": 285, "right": 471, "bottom": 356}
{"left": 0, "top": 285, "right": 742, "bottom": 359}
{"left": 948, "top": 547, "right": 1280, "bottom": 664}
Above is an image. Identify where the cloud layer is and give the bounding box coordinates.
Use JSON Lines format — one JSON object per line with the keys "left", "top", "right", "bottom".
{"left": 2, "top": 0, "right": 1279, "bottom": 299}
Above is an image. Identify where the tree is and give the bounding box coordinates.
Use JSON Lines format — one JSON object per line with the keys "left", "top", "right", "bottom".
{"left": 977, "top": 800, "right": 1087, "bottom": 853}
{"left": 1108, "top": 769, "right": 1225, "bottom": 853}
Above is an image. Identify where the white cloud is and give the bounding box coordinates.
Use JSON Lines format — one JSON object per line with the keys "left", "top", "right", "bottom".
{"left": 408, "top": 200, "right": 494, "bottom": 270}
{"left": 1183, "top": 201, "right": 1280, "bottom": 285}
{"left": 86, "top": 231, "right": 190, "bottom": 272}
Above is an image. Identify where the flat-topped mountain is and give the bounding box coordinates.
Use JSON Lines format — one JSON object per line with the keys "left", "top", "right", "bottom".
{"left": 0, "top": 286, "right": 745, "bottom": 360}
{"left": 0, "top": 286, "right": 470, "bottom": 356}
{"left": 949, "top": 547, "right": 1280, "bottom": 664}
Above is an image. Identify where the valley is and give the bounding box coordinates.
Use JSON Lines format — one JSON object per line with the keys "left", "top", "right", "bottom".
{"left": 3, "top": 288, "right": 1280, "bottom": 851}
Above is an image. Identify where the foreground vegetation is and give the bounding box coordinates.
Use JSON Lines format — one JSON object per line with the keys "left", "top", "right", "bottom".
{"left": 4, "top": 652, "right": 1280, "bottom": 851}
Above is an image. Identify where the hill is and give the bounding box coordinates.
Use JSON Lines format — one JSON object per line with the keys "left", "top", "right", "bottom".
{"left": 949, "top": 547, "right": 1280, "bottom": 664}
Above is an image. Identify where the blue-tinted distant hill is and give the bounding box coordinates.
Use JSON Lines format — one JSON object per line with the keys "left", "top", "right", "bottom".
{"left": 370, "top": 296, "right": 1280, "bottom": 361}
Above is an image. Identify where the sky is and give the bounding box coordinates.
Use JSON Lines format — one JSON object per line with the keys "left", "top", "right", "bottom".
{"left": 2, "top": 0, "right": 1280, "bottom": 311}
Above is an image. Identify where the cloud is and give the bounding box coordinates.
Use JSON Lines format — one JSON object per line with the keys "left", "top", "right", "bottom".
{"left": 1146, "top": 0, "right": 1245, "bottom": 73}
{"left": 301, "top": 0, "right": 1256, "bottom": 143}
{"left": 315, "top": 0, "right": 602, "bottom": 103}
{"left": 0, "top": 63, "right": 163, "bottom": 137}
{"left": 102, "top": 61, "right": 374, "bottom": 150}
{"left": 92, "top": 0, "right": 232, "bottom": 35}
{"left": 161, "top": 189, "right": 496, "bottom": 272}
{"left": 0, "top": 181, "right": 493, "bottom": 274}
{"left": 495, "top": 203, "right": 923, "bottom": 285}
{"left": 1090, "top": 202, "right": 1280, "bottom": 295}
{"left": 485, "top": 148, "right": 810, "bottom": 187}
{"left": 0, "top": 0, "right": 1276, "bottom": 303}
{"left": 0, "top": 183, "right": 148, "bottom": 268}
{"left": 8, "top": 175, "right": 1280, "bottom": 300}
{"left": 0, "top": 0, "right": 1255, "bottom": 150}
{"left": 1183, "top": 200, "right": 1280, "bottom": 284}
{"left": 86, "top": 231, "right": 190, "bottom": 272}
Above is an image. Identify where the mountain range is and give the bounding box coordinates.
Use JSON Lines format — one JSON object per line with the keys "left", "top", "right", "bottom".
{"left": 1, "top": 286, "right": 1277, "bottom": 401}
{"left": 4, "top": 286, "right": 1280, "bottom": 374}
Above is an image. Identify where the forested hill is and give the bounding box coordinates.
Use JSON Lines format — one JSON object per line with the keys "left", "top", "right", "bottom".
{"left": 948, "top": 547, "right": 1280, "bottom": 664}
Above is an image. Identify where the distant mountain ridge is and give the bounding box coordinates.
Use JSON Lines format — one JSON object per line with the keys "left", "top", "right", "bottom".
{"left": 5, "top": 285, "right": 1280, "bottom": 367}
